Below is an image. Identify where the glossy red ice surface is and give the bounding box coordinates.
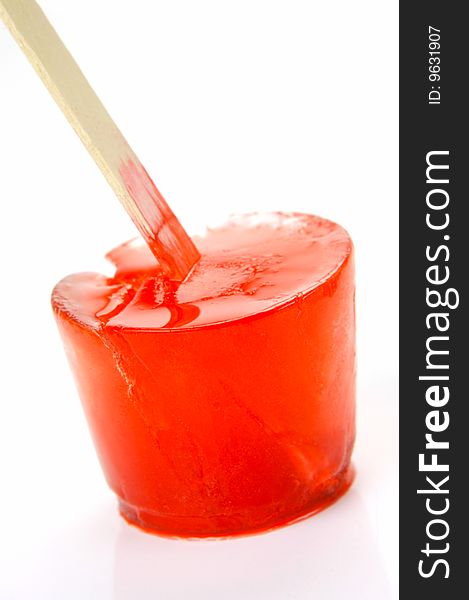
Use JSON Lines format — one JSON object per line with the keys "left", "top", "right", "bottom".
{"left": 52, "top": 213, "right": 356, "bottom": 537}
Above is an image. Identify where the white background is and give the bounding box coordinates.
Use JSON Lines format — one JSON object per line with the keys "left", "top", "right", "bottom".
{"left": 0, "top": 1, "right": 398, "bottom": 598}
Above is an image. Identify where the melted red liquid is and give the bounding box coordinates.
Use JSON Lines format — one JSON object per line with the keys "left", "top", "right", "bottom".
{"left": 52, "top": 213, "right": 356, "bottom": 537}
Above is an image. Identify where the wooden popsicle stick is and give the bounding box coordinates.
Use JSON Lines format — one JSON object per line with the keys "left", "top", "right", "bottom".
{"left": 0, "top": 0, "right": 200, "bottom": 280}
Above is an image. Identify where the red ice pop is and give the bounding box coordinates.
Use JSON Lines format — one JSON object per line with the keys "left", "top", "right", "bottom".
{"left": 53, "top": 213, "right": 356, "bottom": 537}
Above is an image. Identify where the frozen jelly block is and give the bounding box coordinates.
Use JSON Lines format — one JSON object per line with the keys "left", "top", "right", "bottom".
{"left": 52, "top": 213, "right": 356, "bottom": 537}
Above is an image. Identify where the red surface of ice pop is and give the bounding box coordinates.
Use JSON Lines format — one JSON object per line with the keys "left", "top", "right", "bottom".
{"left": 52, "top": 213, "right": 356, "bottom": 537}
